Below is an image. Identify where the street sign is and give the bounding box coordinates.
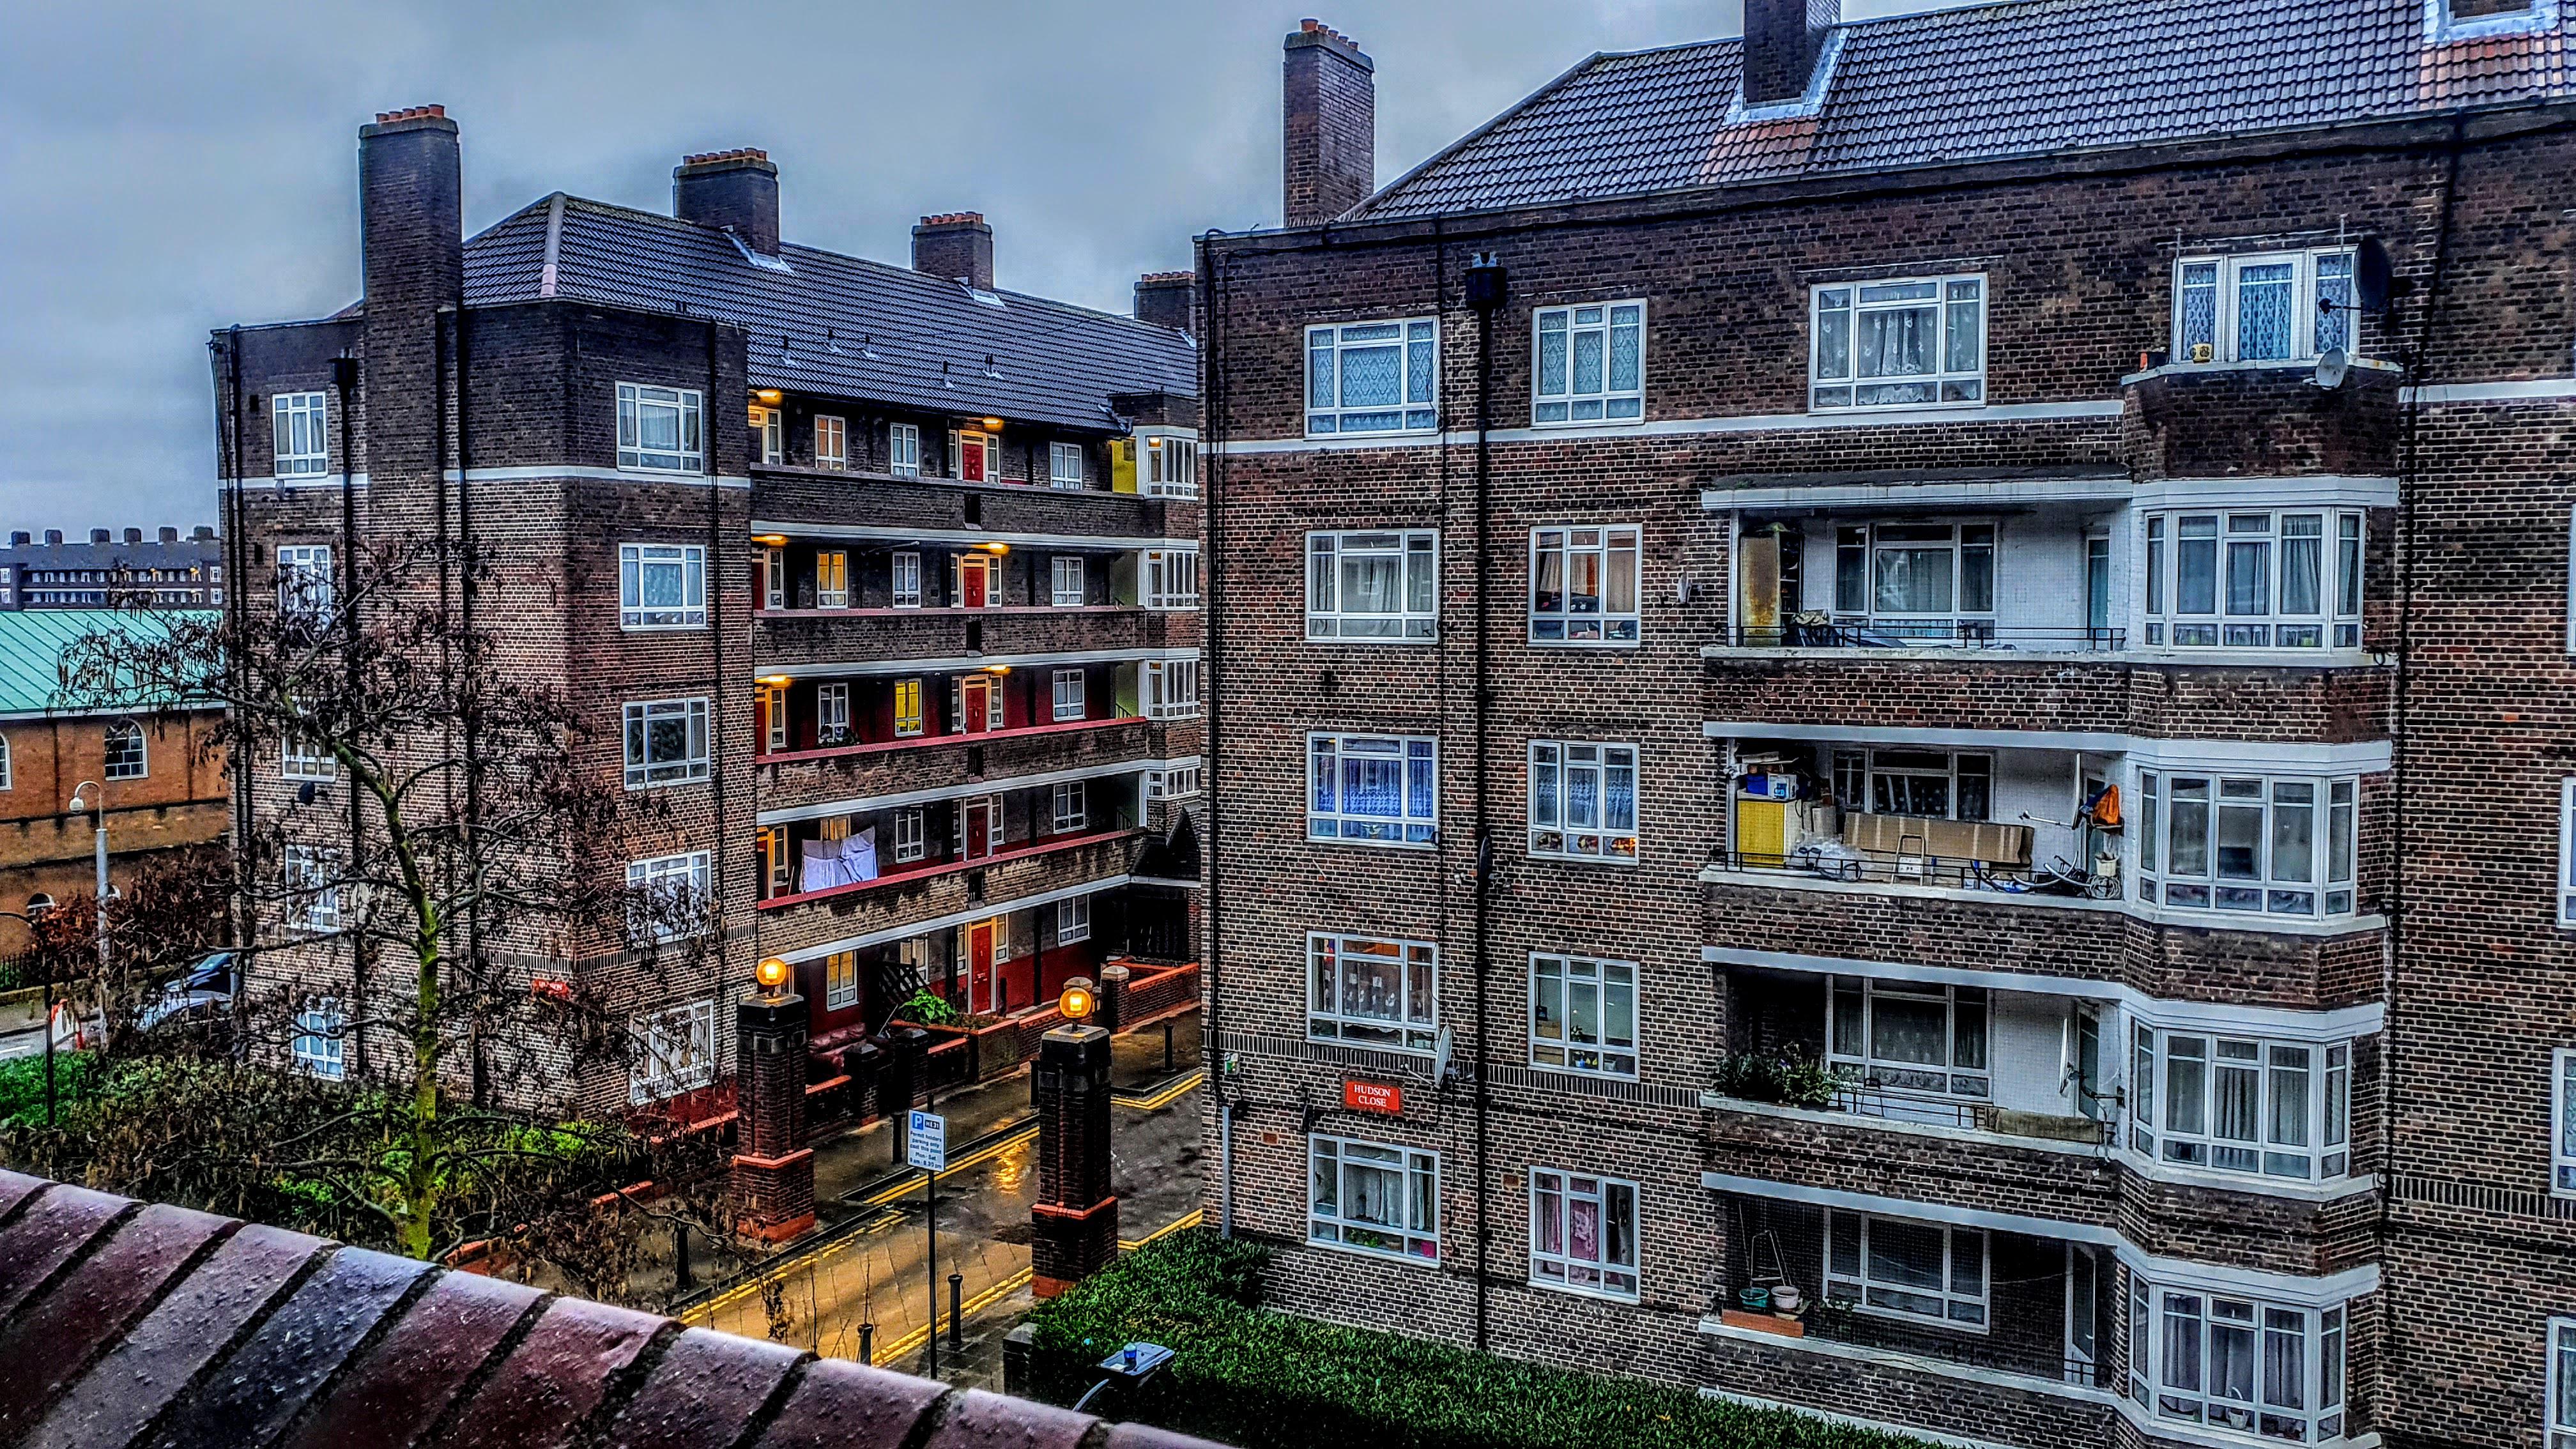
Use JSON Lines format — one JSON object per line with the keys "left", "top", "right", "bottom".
{"left": 907, "top": 1109, "right": 947, "bottom": 1173}
{"left": 1344, "top": 1079, "right": 1403, "bottom": 1116}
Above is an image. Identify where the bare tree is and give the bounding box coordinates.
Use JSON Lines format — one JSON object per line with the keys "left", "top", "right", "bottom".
{"left": 34, "top": 537, "right": 733, "bottom": 1269}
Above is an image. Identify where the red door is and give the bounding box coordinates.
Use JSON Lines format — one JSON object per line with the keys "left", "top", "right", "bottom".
{"left": 964, "top": 795, "right": 997, "bottom": 859}
{"left": 966, "top": 921, "right": 997, "bottom": 1011}
{"left": 961, "top": 676, "right": 993, "bottom": 735}
{"left": 962, "top": 556, "right": 989, "bottom": 609}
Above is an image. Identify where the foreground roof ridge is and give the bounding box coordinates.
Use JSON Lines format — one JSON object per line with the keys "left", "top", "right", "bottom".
{"left": 0, "top": 1169, "right": 1218, "bottom": 1449}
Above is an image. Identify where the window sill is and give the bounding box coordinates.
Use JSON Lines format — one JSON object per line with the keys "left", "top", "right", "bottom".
{"left": 1805, "top": 397, "right": 1987, "bottom": 419}
{"left": 1698, "top": 1315, "right": 2112, "bottom": 1407}
{"left": 615, "top": 464, "right": 708, "bottom": 479}
{"left": 1528, "top": 414, "right": 1645, "bottom": 429}
{"left": 1528, "top": 636, "right": 1643, "bottom": 650}
{"left": 1528, "top": 1276, "right": 1642, "bottom": 1305}
{"left": 1703, "top": 643, "right": 2384, "bottom": 670}
{"left": 1528, "top": 848, "right": 1640, "bottom": 868}
{"left": 1305, "top": 630, "right": 1440, "bottom": 646}
{"left": 1308, "top": 829, "right": 1440, "bottom": 852}
{"left": 1305, "top": 1234, "right": 1441, "bottom": 1268}
{"left": 2119, "top": 356, "right": 2402, "bottom": 387}
{"left": 1304, "top": 427, "right": 1441, "bottom": 441}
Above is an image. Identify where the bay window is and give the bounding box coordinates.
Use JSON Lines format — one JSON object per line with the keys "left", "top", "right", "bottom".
{"left": 2143, "top": 510, "right": 2363, "bottom": 651}
{"left": 2129, "top": 1023, "right": 2352, "bottom": 1181}
{"left": 1308, "top": 931, "right": 1436, "bottom": 1052}
{"left": 2174, "top": 249, "right": 2356, "bottom": 364}
{"left": 1529, "top": 525, "right": 1640, "bottom": 645}
{"left": 1532, "top": 302, "right": 1645, "bottom": 424}
{"left": 1307, "top": 319, "right": 1439, "bottom": 435}
{"left": 1528, "top": 742, "right": 1638, "bottom": 862}
{"left": 1827, "top": 977, "right": 1988, "bottom": 1100}
{"left": 1308, "top": 530, "right": 1438, "bottom": 641}
{"left": 1823, "top": 1211, "right": 1988, "bottom": 1330}
{"left": 1310, "top": 1135, "right": 1440, "bottom": 1262}
{"left": 1530, "top": 953, "right": 1637, "bottom": 1077}
{"left": 1811, "top": 275, "right": 1985, "bottom": 411}
{"left": 1141, "top": 433, "right": 1199, "bottom": 498}
{"left": 615, "top": 383, "right": 703, "bottom": 473}
{"left": 1309, "top": 732, "right": 1438, "bottom": 847}
{"left": 1144, "top": 548, "right": 1200, "bottom": 609}
{"left": 1833, "top": 522, "right": 1995, "bottom": 641}
{"left": 2136, "top": 770, "right": 2358, "bottom": 917}
{"left": 2131, "top": 1278, "right": 2346, "bottom": 1443}
{"left": 1529, "top": 1170, "right": 1639, "bottom": 1300}
{"left": 1143, "top": 658, "right": 1199, "bottom": 719}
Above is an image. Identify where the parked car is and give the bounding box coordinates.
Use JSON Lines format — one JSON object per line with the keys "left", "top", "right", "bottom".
{"left": 137, "top": 951, "right": 236, "bottom": 1034}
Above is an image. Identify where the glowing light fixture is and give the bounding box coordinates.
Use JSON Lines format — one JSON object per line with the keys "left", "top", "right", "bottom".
{"left": 1058, "top": 976, "right": 1097, "bottom": 1022}
{"left": 758, "top": 674, "right": 793, "bottom": 687}
{"left": 981, "top": 417, "right": 1006, "bottom": 431}
{"left": 753, "top": 534, "right": 789, "bottom": 546}
{"left": 755, "top": 389, "right": 785, "bottom": 404}
{"left": 981, "top": 541, "right": 1010, "bottom": 555}
{"left": 756, "top": 956, "right": 792, "bottom": 995}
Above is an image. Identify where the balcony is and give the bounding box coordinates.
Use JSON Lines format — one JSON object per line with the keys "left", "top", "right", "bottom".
{"left": 755, "top": 606, "right": 1173, "bottom": 672}
{"left": 758, "top": 716, "right": 1162, "bottom": 815}
{"left": 2120, "top": 358, "right": 2400, "bottom": 480}
{"left": 753, "top": 468, "right": 1181, "bottom": 542}
{"left": 754, "top": 828, "right": 1144, "bottom": 959}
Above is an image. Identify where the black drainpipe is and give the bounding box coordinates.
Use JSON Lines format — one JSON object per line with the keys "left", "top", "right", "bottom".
{"left": 1200, "top": 238, "right": 1234, "bottom": 1235}
{"left": 1463, "top": 252, "right": 1506, "bottom": 1353}
{"left": 706, "top": 320, "right": 734, "bottom": 1011}
{"left": 220, "top": 330, "right": 254, "bottom": 972}
{"left": 334, "top": 353, "right": 370, "bottom": 1078}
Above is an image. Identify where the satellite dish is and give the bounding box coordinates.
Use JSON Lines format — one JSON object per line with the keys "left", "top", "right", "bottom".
{"left": 2315, "top": 348, "right": 2351, "bottom": 390}
{"left": 1433, "top": 1025, "right": 1455, "bottom": 1088}
{"left": 2354, "top": 238, "right": 2393, "bottom": 312}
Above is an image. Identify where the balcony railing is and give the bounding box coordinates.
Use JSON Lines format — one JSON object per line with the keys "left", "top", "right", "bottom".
{"left": 1722, "top": 621, "right": 2126, "bottom": 652}
{"left": 1712, "top": 848, "right": 2120, "bottom": 901}
{"left": 1716, "top": 1300, "right": 2115, "bottom": 1392}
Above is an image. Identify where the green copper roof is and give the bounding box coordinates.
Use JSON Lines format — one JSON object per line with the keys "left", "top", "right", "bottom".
{"left": 0, "top": 610, "right": 217, "bottom": 718}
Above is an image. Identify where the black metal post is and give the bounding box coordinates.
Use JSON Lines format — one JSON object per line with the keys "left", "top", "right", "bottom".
{"left": 1163, "top": 1018, "right": 1174, "bottom": 1073}
{"left": 924, "top": 1165, "right": 939, "bottom": 1377}
{"left": 948, "top": 1271, "right": 964, "bottom": 1349}
{"left": 859, "top": 1322, "right": 875, "bottom": 1365}
{"left": 673, "top": 1222, "right": 691, "bottom": 1291}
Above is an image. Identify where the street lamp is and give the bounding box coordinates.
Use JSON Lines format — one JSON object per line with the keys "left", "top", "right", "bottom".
{"left": 755, "top": 956, "right": 791, "bottom": 999}
{"left": 1057, "top": 976, "right": 1096, "bottom": 1023}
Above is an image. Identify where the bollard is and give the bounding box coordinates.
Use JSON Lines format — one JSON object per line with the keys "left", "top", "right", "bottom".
{"left": 859, "top": 1321, "right": 875, "bottom": 1365}
{"left": 948, "top": 1272, "right": 965, "bottom": 1349}
{"left": 673, "top": 1222, "right": 692, "bottom": 1291}
{"left": 1163, "top": 1018, "right": 1175, "bottom": 1073}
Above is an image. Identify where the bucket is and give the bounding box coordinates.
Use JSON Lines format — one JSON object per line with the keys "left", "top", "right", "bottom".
{"left": 1737, "top": 1285, "right": 1772, "bottom": 1312}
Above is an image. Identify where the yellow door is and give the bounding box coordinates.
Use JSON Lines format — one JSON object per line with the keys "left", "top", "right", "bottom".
{"left": 1735, "top": 799, "right": 1788, "bottom": 868}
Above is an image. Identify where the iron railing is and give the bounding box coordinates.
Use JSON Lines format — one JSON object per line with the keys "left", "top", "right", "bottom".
{"left": 1723, "top": 622, "right": 2126, "bottom": 652}
{"left": 1711, "top": 848, "right": 2120, "bottom": 901}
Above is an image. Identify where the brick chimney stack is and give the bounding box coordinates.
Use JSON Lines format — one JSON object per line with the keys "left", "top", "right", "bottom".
{"left": 1135, "top": 272, "right": 1197, "bottom": 335}
{"left": 913, "top": 213, "right": 995, "bottom": 290}
{"left": 358, "top": 105, "right": 463, "bottom": 493}
{"left": 1742, "top": 0, "right": 1839, "bottom": 108}
{"left": 674, "top": 148, "right": 781, "bottom": 256}
{"left": 1282, "top": 19, "right": 1375, "bottom": 228}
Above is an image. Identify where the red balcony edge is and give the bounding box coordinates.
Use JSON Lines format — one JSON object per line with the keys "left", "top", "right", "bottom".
{"left": 758, "top": 714, "right": 1151, "bottom": 767}
{"left": 755, "top": 826, "right": 1144, "bottom": 912}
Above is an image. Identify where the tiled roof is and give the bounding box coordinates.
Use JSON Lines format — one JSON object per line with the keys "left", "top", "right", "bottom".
{"left": 1352, "top": 0, "right": 2575, "bottom": 220}
{"left": 0, "top": 610, "right": 213, "bottom": 718}
{"left": 463, "top": 198, "right": 1198, "bottom": 433}
{"left": 0, "top": 1169, "right": 1225, "bottom": 1449}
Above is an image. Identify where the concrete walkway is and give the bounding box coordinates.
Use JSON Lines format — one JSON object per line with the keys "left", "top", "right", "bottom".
{"left": 678, "top": 1008, "right": 1204, "bottom": 1388}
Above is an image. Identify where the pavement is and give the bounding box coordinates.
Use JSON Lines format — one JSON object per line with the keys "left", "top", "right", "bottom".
{"left": 675, "top": 1007, "right": 1204, "bottom": 1389}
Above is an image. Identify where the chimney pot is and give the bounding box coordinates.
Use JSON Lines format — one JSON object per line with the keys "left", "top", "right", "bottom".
{"left": 1282, "top": 19, "right": 1376, "bottom": 228}
{"left": 673, "top": 148, "right": 783, "bottom": 256}
{"left": 90, "top": 529, "right": 111, "bottom": 544}
{"left": 1742, "top": 0, "right": 1839, "bottom": 109}
{"left": 913, "top": 213, "right": 996, "bottom": 290}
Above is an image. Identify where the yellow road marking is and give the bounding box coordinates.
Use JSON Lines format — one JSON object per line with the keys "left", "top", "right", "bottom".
{"left": 1119, "top": 1208, "right": 1204, "bottom": 1250}
{"left": 1112, "top": 1069, "right": 1204, "bottom": 1112}
{"left": 870, "top": 1265, "right": 1036, "bottom": 1362}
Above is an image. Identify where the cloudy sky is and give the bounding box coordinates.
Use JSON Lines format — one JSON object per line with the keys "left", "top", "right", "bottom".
{"left": 0, "top": 0, "right": 1954, "bottom": 533}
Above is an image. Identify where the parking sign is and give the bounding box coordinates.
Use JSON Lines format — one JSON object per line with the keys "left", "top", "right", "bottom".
{"left": 907, "top": 1109, "right": 947, "bottom": 1173}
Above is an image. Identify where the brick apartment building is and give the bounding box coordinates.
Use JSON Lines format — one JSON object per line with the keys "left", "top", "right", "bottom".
{"left": 0, "top": 526, "right": 224, "bottom": 610}
{"left": 213, "top": 115, "right": 1201, "bottom": 1109}
{"left": 0, "top": 610, "right": 227, "bottom": 960}
{"left": 1199, "top": 4, "right": 2576, "bottom": 1448}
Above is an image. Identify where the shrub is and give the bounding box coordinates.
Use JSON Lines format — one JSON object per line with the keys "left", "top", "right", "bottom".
{"left": 897, "top": 989, "right": 961, "bottom": 1027}
{"left": 1711, "top": 1050, "right": 1847, "bottom": 1110}
{"left": 1029, "top": 1231, "right": 1925, "bottom": 1449}
{"left": 0, "top": 1051, "right": 104, "bottom": 1128}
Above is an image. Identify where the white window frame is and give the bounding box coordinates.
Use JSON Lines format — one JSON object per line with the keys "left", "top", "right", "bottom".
{"left": 1831, "top": 521, "right": 1997, "bottom": 643}
{"left": 816, "top": 682, "right": 852, "bottom": 744}
{"left": 1049, "top": 440, "right": 1086, "bottom": 491}
{"left": 1146, "top": 762, "right": 1203, "bottom": 802}
{"left": 894, "top": 806, "right": 927, "bottom": 863}
{"left": 1052, "top": 668, "right": 1087, "bottom": 723}
{"left": 749, "top": 404, "right": 783, "bottom": 466}
{"left": 2136, "top": 769, "right": 2359, "bottom": 919}
{"left": 629, "top": 997, "right": 718, "bottom": 1105}
{"left": 760, "top": 683, "right": 788, "bottom": 755}
{"left": 1140, "top": 431, "right": 1199, "bottom": 498}
{"left": 1309, "top": 732, "right": 1438, "bottom": 847}
{"left": 1823, "top": 1210, "right": 1989, "bottom": 1332}
{"left": 0, "top": 735, "right": 11, "bottom": 790}
{"left": 2566, "top": 779, "right": 2576, "bottom": 928}
{"left": 284, "top": 843, "right": 342, "bottom": 933}
{"left": 814, "top": 549, "right": 848, "bottom": 609}
{"left": 618, "top": 543, "right": 707, "bottom": 629}
{"left": 1308, "top": 1135, "right": 1439, "bottom": 1262}
{"left": 1308, "top": 931, "right": 1437, "bottom": 1052}
{"left": 761, "top": 548, "right": 785, "bottom": 611}
{"left": 623, "top": 697, "right": 712, "bottom": 788}
{"left": 291, "top": 997, "right": 346, "bottom": 1080}
{"left": 1827, "top": 976, "right": 1989, "bottom": 1101}
{"left": 2142, "top": 510, "right": 2364, "bottom": 652}
{"left": 1057, "top": 896, "right": 1091, "bottom": 944}
{"left": 890, "top": 423, "right": 921, "bottom": 479}
{"left": 2552, "top": 1048, "right": 2576, "bottom": 1197}
{"left": 1307, "top": 319, "right": 1439, "bottom": 436}
{"left": 281, "top": 727, "right": 335, "bottom": 783}
{"left": 1526, "top": 742, "right": 1637, "bottom": 863}
{"left": 1529, "top": 953, "right": 1637, "bottom": 1078}
{"left": 2174, "top": 249, "right": 2357, "bottom": 365}
{"left": 273, "top": 392, "right": 330, "bottom": 479}
{"left": 1528, "top": 525, "right": 1641, "bottom": 645}
{"left": 2129, "top": 1278, "right": 2346, "bottom": 1443}
{"left": 1832, "top": 746, "right": 1995, "bottom": 824}
{"left": 2126, "top": 1022, "right": 2352, "bottom": 1183}
{"left": 1809, "top": 274, "right": 1986, "bottom": 412}
{"left": 1144, "top": 548, "right": 1200, "bottom": 610}
{"left": 1528, "top": 1169, "right": 1639, "bottom": 1301}
{"left": 625, "top": 850, "right": 713, "bottom": 942}
{"left": 2551, "top": 1317, "right": 2576, "bottom": 1449}
{"left": 815, "top": 415, "right": 849, "bottom": 471}
{"left": 615, "top": 383, "right": 704, "bottom": 474}
{"left": 1142, "top": 659, "right": 1199, "bottom": 720}
{"left": 1051, "top": 781, "right": 1087, "bottom": 834}
{"left": 1532, "top": 302, "right": 1645, "bottom": 425}
{"left": 277, "top": 544, "right": 333, "bottom": 624}
{"left": 824, "top": 951, "right": 859, "bottom": 1011}
{"left": 103, "top": 719, "right": 148, "bottom": 781}
{"left": 892, "top": 551, "right": 922, "bottom": 609}
{"left": 1307, "top": 530, "right": 1438, "bottom": 643}
{"left": 1051, "top": 556, "right": 1086, "bottom": 608}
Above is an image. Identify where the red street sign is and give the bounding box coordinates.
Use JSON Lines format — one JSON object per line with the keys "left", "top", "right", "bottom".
{"left": 1344, "top": 1079, "right": 1404, "bottom": 1116}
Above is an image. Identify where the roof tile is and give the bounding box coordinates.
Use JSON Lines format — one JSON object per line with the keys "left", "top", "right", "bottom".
{"left": 436, "top": 1295, "right": 667, "bottom": 1449}
{"left": 751, "top": 1356, "right": 949, "bottom": 1449}
{"left": 918, "top": 1388, "right": 1100, "bottom": 1449}
{"left": 0, "top": 1204, "right": 233, "bottom": 1438}
{"left": 0, "top": 1181, "right": 134, "bottom": 1320}
{"left": 147, "top": 1245, "right": 433, "bottom": 1449}
{"left": 278, "top": 1269, "right": 544, "bottom": 1449}
{"left": 599, "top": 1328, "right": 805, "bottom": 1449}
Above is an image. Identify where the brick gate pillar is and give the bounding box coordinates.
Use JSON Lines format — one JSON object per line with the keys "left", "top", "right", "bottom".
{"left": 1030, "top": 1023, "right": 1116, "bottom": 1298}
{"left": 731, "top": 992, "right": 816, "bottom": 1243}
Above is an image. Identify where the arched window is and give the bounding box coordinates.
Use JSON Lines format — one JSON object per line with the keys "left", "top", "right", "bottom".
{"left": 0, "top": 733, "right": 11, "bottom": 790}
{"left": 103, "top": 719, "right": 146, "bottom": 780}
{"left": 25, "top": 894, "right": 53, "bottom": 917}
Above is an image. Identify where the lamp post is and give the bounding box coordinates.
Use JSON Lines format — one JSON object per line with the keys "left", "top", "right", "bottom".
{"left": 42, "top": 781, "right": 106, "bottom": 1129}
{"left": 1031, "top": 976, "right": 1117, "bottom": 1298}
